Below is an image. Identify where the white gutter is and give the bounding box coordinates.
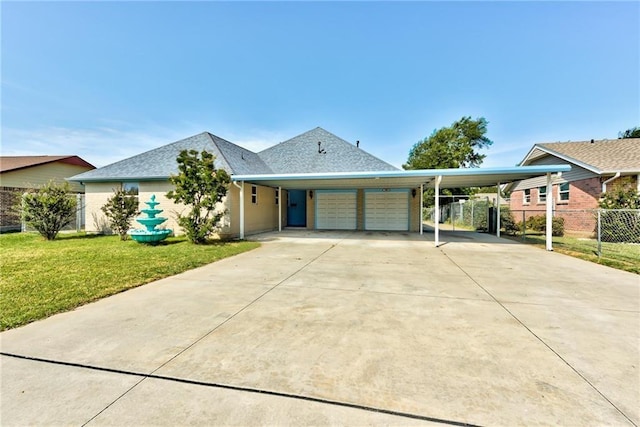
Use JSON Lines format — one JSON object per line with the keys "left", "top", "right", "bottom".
{"left": 601, "top": 172, "right": 621, "bottom": 193}
{"left": 232, "top": 180, "right": 245, "bottom": 239}
{"left": 496, "top": 182, "right": 501, "bottom": 238}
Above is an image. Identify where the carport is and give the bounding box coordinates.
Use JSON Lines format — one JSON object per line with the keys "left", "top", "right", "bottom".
{"left": 232, "top": 164, "right": 571, "bottom": 249}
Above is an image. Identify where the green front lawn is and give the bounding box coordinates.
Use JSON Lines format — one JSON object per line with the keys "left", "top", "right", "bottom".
{"left": 0, "top": 232, "right": 259, "bottom": 330}
{"left": 510, "top": 233, "right": 639, "bottom": 274}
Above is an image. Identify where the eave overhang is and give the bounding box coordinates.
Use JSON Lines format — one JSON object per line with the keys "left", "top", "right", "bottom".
{"left": 231, "top": 165, "right": 572, "bottom": 190}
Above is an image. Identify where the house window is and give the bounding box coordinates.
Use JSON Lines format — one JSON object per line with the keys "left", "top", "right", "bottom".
{"left": 538, "top": 186, "right": 547, "bottom": 203}
{"left": 251, "top": 185, "right": 257, "bottom": 204}
{"left": 559, "top": 182, "right": 570, "bottom": 201}
{"left": 123, "top": 182, "right": 139, "bottom": 195}
{"left": 523, "top": 189, "right": 531, "bottom": 204}
{"left": 275, "top": 189, "right": 279, "bottom": 205}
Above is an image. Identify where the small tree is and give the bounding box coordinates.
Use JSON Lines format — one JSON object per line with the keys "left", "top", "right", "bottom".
{"left": 101, "top": 188, "right": 140, "bottom": 240}
{"left": 20, "top": 181, "right": 77, "bottom": 240}
{"left": 166, "top": 150, "right": 230, "bottom": 244}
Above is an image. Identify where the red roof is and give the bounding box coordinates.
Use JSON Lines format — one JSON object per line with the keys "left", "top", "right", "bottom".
{"left": 0, "top": 156, "right": 95, "bottom": 173}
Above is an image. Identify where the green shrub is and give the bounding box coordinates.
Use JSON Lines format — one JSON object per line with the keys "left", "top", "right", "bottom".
{"left": 526, "top": 215, "right": 564, "bottom": 237}
{"left": 19, "top": 181, "right": 77, "bottom": 240}
{"left": 101, "top": 188, "right": 140, "bottom": 240}
{"left": 500, "top": 207, "right": 520, "bottom": 235}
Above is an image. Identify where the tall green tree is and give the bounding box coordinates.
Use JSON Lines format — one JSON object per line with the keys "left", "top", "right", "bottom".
{"left": 403, "top": 116, "right": 493, "bottom": 170}
{"left": 101, "top": 188, "right": 140, "bottom": 240}
{"left": 404, "top": 116, "right": 494, "bottom": 205}
{"left": 166, "top": 150, "right": 230, "bottom": 244}
{"left": 618, "top": 127, "right": 640, "bottom": 138}
{"left": 20, "top": 181, "right": 77, "bottom": 240}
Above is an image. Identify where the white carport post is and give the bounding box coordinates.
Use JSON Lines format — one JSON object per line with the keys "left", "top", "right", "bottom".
{"left": 278, "top": 186, "right": 282, "bottom": 232}
{"left": 434, "top": 176, "right": 442, "bottom": 247}
{"left": 496, "top": 182, "right": 501, "bottom": 238}
{"left": 239, "top": 181, "right": 245, "bottom": 239}
{"left": 546, "top": 173, "right": 553, "bottom": 251}
{"left": 420, "top": 184, "right": 424, "bottom": 235}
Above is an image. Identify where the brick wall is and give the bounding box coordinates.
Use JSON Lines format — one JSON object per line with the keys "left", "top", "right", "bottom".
{"left": 0, "top": 187, "right": 23, "bottom": 231}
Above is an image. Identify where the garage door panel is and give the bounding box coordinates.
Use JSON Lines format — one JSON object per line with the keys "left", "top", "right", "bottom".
{"left": 365, "top": 191, "right": 409, "bottom": 231}
{"left": 316, "top": 192, "right": 356, "bottom": 230}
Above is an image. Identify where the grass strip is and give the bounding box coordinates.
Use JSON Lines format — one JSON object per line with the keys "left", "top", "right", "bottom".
{"left": 0, "top": 232, "right": 259, "bottom": 330}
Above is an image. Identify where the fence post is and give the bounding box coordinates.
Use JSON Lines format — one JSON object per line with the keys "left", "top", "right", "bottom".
{"left": 597, "top": 209, "right": 602, "bottom": 258}
{"left": 471, "top": 200, "right": 474, "bottom": 229}
{"left": 76, "top": 193, "right": 82, "bottom": 233}
{"left": 21, "top": 193, "right": 26, "bottom": 232}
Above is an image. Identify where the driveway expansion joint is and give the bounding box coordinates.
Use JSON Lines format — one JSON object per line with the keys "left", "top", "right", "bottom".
{"left": 0, "top": 352, "right": 480, "bottom": 427}
{"left": 440, "top": 250, "right": 638, "bottom": 427}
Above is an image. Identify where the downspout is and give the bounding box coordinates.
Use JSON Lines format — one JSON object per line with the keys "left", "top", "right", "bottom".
{"left": 601, "top": 172, "right": 621, "bottom": 193}
{"left": 232, "top": 180, "right": 245, "bottom": 239}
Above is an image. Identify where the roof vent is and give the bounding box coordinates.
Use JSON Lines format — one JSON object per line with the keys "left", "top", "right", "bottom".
{"left": 590, "top": 139, "right": 594, "bottom": 144}
{"left": 356, "top": 140, "right": 360, "bottom": 148}
{"left": 317, "top": 141, "right": 327, "bottom": 154}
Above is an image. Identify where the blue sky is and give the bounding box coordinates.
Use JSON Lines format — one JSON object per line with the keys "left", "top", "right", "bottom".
{"left": 2, "top": 1, "right": 638, "bottom": 169}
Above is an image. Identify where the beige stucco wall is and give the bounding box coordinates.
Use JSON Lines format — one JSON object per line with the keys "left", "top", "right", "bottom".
{"left": 410, "top": 187, "right": 420, "bottom": 232}
{"left": 85, "top": 180, "right": 190, "bottom": 235}
{"left": 306, "top": 191, "right": 315, "bottom": 230}
{"left": 85, "top": 182, "right": 121, "bottom": 233}
{"left": 226, "top": 183, "right": 283, "bottom": 238}
{"left": 1, "top": 163, "right": 92, "bottom": 193}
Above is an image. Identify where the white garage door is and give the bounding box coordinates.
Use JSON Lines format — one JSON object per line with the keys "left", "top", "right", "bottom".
{"left": 365, "top": 190, "right": 409, "bottom": 231}
{"left": 316, "top": 191, "right": 357, "bottom": 230}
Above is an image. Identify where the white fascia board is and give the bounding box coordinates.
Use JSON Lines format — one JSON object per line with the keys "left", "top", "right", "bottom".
{"left": 522, "top": 145, "right": 601, "bottom": 174}
{"left": 231, "top": 165, "right": 572, "bottom": 182}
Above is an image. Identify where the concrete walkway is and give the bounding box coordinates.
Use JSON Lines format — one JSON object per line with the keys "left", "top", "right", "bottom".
{"left": 1, "top": 230, "right": 638, "bottom": 426}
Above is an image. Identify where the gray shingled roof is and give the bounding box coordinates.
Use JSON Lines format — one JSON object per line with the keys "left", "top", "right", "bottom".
{"left": 69, "top": 128, "right": 398, "bottom": 183}
{"left": 69, "top": 132, "right": 272, "bottom": 182}
{"left": 258, "top": 127, "right": 398, "bottom": 173}
{"left": 525, "top": 138, "right": 640, "bottom": 173}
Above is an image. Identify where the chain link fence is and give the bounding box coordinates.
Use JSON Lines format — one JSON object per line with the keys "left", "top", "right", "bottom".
{"left": 425, "top": 199, "right": 639, "bottom": 266}
{"left": 0, "top": 188, "right": 86, "bottom": 233}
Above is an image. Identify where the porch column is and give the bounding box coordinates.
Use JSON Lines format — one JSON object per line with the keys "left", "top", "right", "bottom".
{"left": 434, "top": 176, "right": 442, "bottom": 247}
{"left": 278, "top": 186, "right": 282, "bottom": 232}
{"left": 239, "top": 181, "right": 245, "bottom": 239}
{"left": 546, "top": 173, "right": 553, "bottom": 251}
{"left": 420, "top": 184, "right": 424, "bottom": 235}
{"left": 496, "top": 182, "right": 501, "bottom": 238}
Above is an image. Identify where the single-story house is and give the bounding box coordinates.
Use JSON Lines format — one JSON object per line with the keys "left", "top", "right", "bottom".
{"left": 505, "top": 138, "right": 640, "bottom": 234}
{"left": 69, "top": 127, "right": 570, "bottom": 247}
{"left": 0, "top": 155, "right": 95, "bottom": 231}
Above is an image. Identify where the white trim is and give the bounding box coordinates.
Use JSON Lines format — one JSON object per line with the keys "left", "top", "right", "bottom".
{"left": 546, "top": 173, "right": 553, "bottom": 251}
{"left": 520, "top": 145, "right": 601, "bottom": 174}
{"left": 434, "top": 176, "right": 442, "bottom": 247}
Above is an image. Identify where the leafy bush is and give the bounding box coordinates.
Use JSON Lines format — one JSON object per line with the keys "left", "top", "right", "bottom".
{"left": 599, "top": 189, "right": 640, "bottom": 209}
{"left": 526, "top": 215, "right": 565, "bottom": 237}
{"left": 101, "top": 189, "right": 140, "bottom": 240}
{"left": 20, "top": 181, "right": 77, "bottom": 240}
{"left": 167, "top": 150, "right": 230, "bottom": 244}
{"left": 500, "top": 207, "right": 520, "bottom": 235}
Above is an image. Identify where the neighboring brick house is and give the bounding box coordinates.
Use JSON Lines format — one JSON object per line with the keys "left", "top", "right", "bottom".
{"left": 506, "top": 138, "right": 640, "bottom": 235}
{"left": 0, "top": 156, "right": 95, "bottom": 231}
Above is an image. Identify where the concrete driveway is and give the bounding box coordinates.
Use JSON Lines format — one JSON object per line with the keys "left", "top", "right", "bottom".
{"left": 1, "top": 230, "right": 638, "bottom": 426}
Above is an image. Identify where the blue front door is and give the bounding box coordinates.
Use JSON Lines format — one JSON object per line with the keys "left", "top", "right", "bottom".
{"left": 287, "top": 190, "right": 307, "bottom": 227}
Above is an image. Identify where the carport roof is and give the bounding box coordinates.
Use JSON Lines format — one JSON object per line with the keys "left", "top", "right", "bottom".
{"left": 231, "top": 164, "right": 572, "bottom": 190}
